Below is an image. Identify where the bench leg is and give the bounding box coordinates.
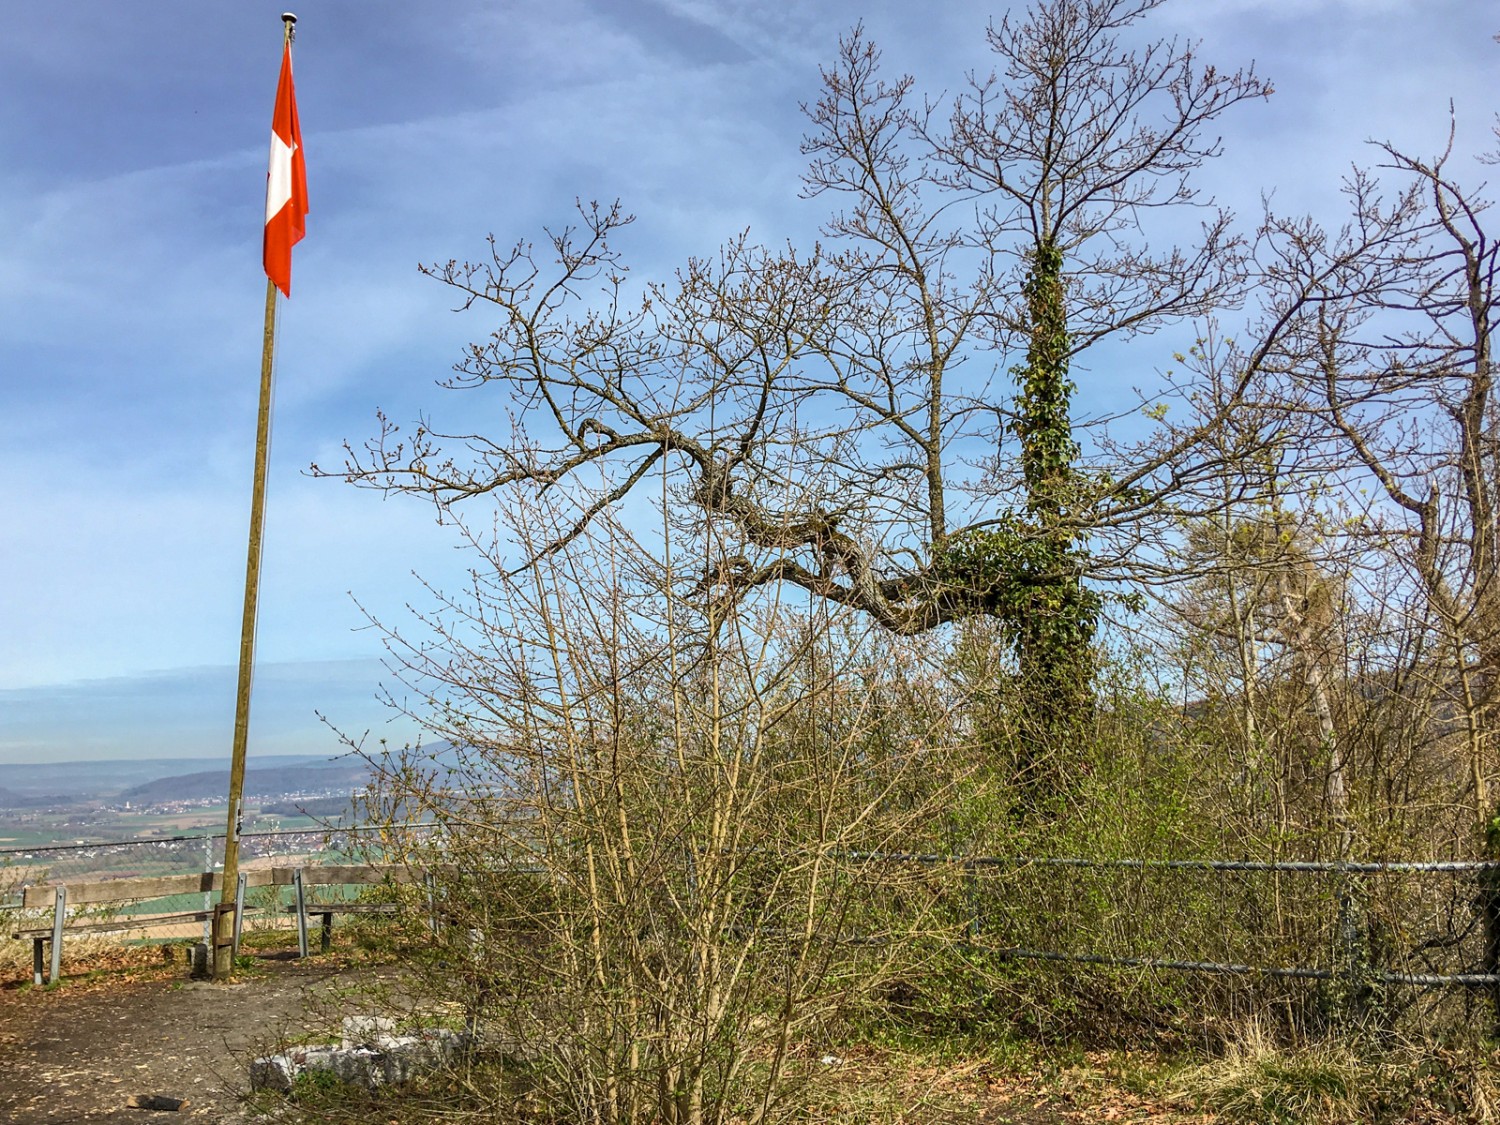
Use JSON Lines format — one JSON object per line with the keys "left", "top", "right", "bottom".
{"left": 32, "top": 937, "right": 44, "bottom": 986}
{"left": 320, "top": 911, "right": 333, "bottom": 955}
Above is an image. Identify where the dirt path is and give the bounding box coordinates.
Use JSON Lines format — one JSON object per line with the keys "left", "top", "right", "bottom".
{"left": 0, "top": 952, "right": 1207, "bottom": 1125}
{"left": 0, "top": 953, "right": 379, "bottom": 1123}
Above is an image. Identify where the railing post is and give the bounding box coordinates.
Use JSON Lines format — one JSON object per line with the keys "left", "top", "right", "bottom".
{"left": 294, "top": 867, "right": 308, "bottom": 958}
{"left": 424, "top": 872, "right": 440, "bottom": 937}
{"left": 964, "top": 857, "right": 981, "bottom": 942}
{"left": 202, "top": 835, "right": 213, "bottom": 945}
{"left": 232, "top": 872, "right": 248, "bottom": 958}
{"left": 1331, "top": 867, "right": 1368, "bottom": 1028}
{"left": 48, "top": 885, "right": 66, "bottom": 985}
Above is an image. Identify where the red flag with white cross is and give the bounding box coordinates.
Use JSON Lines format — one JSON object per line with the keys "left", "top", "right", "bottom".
{"left": 263, "top": 41, "right": 307, "bottom": 298}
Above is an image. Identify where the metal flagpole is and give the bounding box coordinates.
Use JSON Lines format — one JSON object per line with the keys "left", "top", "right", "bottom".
{"left": 214, "top": 12, "right": 297, "bottom": 982}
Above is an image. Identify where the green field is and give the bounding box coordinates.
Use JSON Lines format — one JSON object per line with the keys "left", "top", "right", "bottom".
{"left": 0, "top": 805, "right": 340, "bottom": 853}
{"left": 0, "top": 826, "right": 81, "bottom": 849}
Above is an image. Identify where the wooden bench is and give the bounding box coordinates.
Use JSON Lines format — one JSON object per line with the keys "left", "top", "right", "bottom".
{"left": 285, "top": 900, "right": 403, "bottom": 954}
{"left": 11, "top": 872, "right": 238, "bottom": 986}
{"left": 278, "top": 865, "right": 431, "bottom": 957}
{"left": 13, "top": 907, "right": 224, "bottom": 984}
{"left": 10, "top": 864, "right": 425, "bottom": 984}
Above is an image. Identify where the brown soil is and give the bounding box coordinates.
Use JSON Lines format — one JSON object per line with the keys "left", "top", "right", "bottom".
{"left": 0, "top": 952, "right": 383, "bottom": 1123}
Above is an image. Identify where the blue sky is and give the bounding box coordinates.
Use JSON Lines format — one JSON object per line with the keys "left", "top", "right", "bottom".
{"left": 2, "top": 0, "right": 1494, "bottom": 765}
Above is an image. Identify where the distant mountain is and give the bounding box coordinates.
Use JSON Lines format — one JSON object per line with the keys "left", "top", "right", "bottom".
{"left": 0, "top": 754, "right": 337, "bottom": 799}
{"left": 0, "top": 744, "right": 459, "bottom": 806}
{"left": 119, "top": 761, "right": 371, "bottom": 804}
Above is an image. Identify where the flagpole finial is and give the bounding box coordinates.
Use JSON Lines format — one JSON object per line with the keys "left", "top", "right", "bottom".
{"left": 281, "top": 11, "right": 296, "bottom": 43}
{"left": 281, "top": 12, "right": 297, "bottom": 23}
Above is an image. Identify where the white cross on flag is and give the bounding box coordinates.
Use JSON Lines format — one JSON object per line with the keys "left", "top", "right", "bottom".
{"left": 264, "top": 41, "right": 307, "bottom": 298}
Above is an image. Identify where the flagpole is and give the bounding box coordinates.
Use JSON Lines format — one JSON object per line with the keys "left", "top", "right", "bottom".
{"left": 214, "top": 12, "right": 296, "bottom": 982}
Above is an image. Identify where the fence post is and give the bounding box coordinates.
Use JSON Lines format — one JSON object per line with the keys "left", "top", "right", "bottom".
{"left": 1482, "top": 865, "right": 1500, "bottom": 1038}
{"left": 424, "top": 872, "right": 440, "bottom": 937}
{"left": 964, "top": 857, "right": 980, "bottom": 942}
{"left": 202, "top": 835, "right": 213, "bottom": 945}
{"left": 1331, "top": 868, "right": 1367, "bottom": 1028}
{"left": 48, "top": 885, "right": 66, "bottom": 985}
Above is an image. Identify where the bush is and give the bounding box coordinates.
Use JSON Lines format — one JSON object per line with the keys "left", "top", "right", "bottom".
{"left": 358, "top": 500, "right": 978, "bottom": 1124}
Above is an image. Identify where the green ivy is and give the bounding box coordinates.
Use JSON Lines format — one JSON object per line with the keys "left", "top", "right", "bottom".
{"left": 1014, "top": 242, "right": 1079, "bottom": 509}
{"left": 1012, "top": 243, "right": 1096, "bottom": 760}
{"left": 922, "top": 243, "right": 1100, "bottom": 807}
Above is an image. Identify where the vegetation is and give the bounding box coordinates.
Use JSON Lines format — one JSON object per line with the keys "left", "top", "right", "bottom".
{"left": 304, "top": 0, "right": 1500, "bottom": 1121}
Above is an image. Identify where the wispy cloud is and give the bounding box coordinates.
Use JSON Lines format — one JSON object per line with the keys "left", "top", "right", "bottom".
{"left": 0, "top": 659, "right": 418, "bottom": 764}
{"left": 3, "top": 0, "right": 1496, "bottom": 768}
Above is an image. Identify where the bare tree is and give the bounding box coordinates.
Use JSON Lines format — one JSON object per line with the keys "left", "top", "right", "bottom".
{"left": 323, "top": 1, "right": 1272, "bottom": 787}
{"left": 1259, "top": 135, "right": 1500, "bottom": 834}
{"left": 1172, "top": 506, "right": 1357, "bottom": 850}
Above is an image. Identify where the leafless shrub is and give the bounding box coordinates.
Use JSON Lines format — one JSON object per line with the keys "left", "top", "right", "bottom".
{"left": 355, "top": 490, "right": 975, "bottom": 1124}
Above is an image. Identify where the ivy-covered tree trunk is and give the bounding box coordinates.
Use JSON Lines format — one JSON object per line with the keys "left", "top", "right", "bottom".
{"left": 1010, "top": 242, "right": 1097, "bottom": 805}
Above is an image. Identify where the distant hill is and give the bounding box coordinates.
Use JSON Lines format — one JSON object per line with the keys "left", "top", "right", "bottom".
{"left": 0, "top": 745, "right": 458, "bottom": 805}
{"left": 0, "top": 754, "right": 336, "bottom": 799}
{"left": 119, "top": 762, "right": 370, "bottom": 804}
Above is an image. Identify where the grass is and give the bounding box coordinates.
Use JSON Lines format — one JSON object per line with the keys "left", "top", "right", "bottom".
{"left": 1176, "top": 1021, "right": 1500, "bottom": 1124}
{"left": 237, "top": 1006, "right": 1500, "bottom": 1125}
{"left": 1178, "top": 1027, "right": 1364, "bottom": 1124}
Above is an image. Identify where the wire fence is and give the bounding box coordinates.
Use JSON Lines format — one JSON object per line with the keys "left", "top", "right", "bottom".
{"left": 6, "top": 829, "right": 1500, "bottom": 1033}
{"left": 941, "top": 853, "right": 1500, "bottom": 1032}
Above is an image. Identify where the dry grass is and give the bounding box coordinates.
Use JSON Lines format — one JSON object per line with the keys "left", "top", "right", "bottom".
{"left": 1177, "top": 1023, "right": 1367, "bottom": 1123}
{"left": 790, "top": 1044, "right": 1210, "bottom": 1124}
{"left": 0, "top": 931, "right": 170, "bottom": 984}
{"left": 242, "top": 1038, "right": 1218, "bottom": 1125}
{"left": 1176, "top": 1021, "right": 1500, "bottom": 1124}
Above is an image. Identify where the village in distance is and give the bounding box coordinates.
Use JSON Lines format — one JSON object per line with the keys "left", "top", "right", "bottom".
{"left": 0, "top": 753, "right": 370, "bottom": 852}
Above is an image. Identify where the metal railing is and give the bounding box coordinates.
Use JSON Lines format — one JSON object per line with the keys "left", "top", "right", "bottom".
{"left": 915, "top": 850, "right": 1500, "bottom": 1032}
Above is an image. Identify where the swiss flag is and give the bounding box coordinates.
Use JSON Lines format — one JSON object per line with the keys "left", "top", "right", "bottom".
{"left": 263, "top": 41, "right": 307, "bottom": 298}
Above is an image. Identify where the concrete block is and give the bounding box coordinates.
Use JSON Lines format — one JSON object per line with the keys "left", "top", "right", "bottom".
{"left": 248, "top": 1054, "right": 296, "bottom": 1094}
{"left": 249, "top": 1027, "right": 470, "bottom": 1093}
{"left": 340, "top": 1015, "right": 396, "bottom": 1048}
